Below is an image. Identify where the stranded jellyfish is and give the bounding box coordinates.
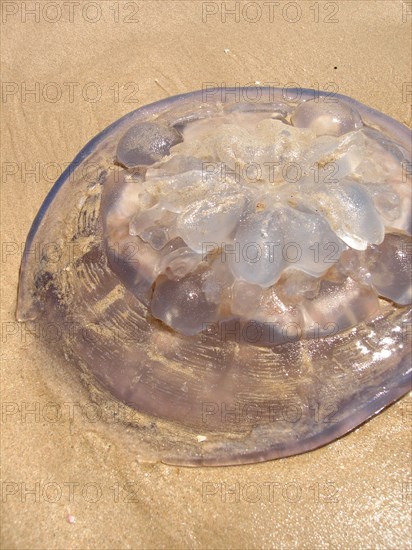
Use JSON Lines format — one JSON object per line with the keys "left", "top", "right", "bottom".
{"left": 17, "top": 88, "right": 411, "bottom": 465}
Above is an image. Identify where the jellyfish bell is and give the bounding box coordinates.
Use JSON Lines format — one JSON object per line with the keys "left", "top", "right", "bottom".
{"left": 17, "top": 88, "right": 412, "bottom": 466}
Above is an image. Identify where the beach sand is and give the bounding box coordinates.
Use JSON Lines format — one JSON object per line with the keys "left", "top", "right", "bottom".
{"left": 1, "top": 1, "right": 411, "bottom": 547}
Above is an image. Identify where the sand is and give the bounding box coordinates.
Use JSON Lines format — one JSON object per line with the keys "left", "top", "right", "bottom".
{"left": 1, "top": 1, "right": 411, "bottom": 548}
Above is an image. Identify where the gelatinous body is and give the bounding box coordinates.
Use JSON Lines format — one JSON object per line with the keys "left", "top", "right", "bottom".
{"left": 17, "top": 89, "right": 412, "bottom": 466}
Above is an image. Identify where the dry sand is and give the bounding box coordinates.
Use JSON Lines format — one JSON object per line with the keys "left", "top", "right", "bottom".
{"left": 1, "top": 1, "right": 411, "bottom": 548}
